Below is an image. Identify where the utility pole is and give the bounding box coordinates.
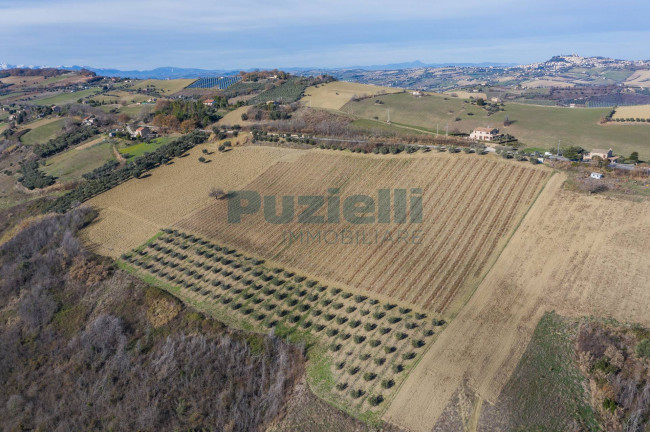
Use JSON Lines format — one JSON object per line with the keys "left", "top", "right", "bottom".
{"left": 387, "top": 109, "right": 390, "bottom": 124}
{"left": 557, "top": 139, "right": 560, "bottom": 157}
{"left": 436, "top": 124, "right": 439, "bottom": 136}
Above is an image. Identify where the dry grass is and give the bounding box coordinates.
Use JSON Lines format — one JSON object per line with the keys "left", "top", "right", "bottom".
{"left": 126, "top": 79, "right": 196, "bottom": 94}
{"left": 82, "top": 145, "right": 305, "bottom": 257}
{"left": 175, "top": 150, "right": 551, "bottom": 314}
{"left": 624, "top": 70, "right": 650, "bottom": 87}
{"left": 301, "top": 81, "right": 402, "bottom": 110}
{"left": 613, "top": 104, "right": 650, "bottom": 119}
{"left": 386, "top": 173, "right": 650, "bottom": 431}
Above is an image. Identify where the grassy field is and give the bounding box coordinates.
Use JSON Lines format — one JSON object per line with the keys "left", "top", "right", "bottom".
{"left": 90, "top": 91, "right": 151, "bottom": 105}
{"left": 126, "top": 79, "right": 196, "bottom": 94}
{"left": 480, "top": 312, "right": 599, "bottom": 431}
{"left": 28, "top": 87, "right": 102, "bottom": 105}
{"left": 342, "top": 92, "right": 650, "bottom": 159}
{"left": 301, "top": 81, "right": 402, "bottom": 111}
{"left": 118, "top": 136, "right": 174, "bottom": 158}
{"left": 41, "top": 140, "right": 114, "bottom": 182}
{"left": 19, "top": 118, "right": 66, "bottom": 145}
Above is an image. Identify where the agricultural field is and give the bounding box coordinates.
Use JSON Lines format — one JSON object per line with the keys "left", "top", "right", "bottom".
{"left": 89, "top": 91, "right": 151, "bottom": 105}
{"left": 118, "top": 136, "right": 175, "bottom": 158}
{"left": 175, "top": 151, "right": 551, "bottom": 315}
{"left": 342, "top": 92, "right": 650, "bottom": 159}
{"left": 41, "top": 139, "right": 114, "bottom": 182}
{"left": 301, "top": 81, "right": 402, "bottom": 110}
{"left": 246, "top": 78, "right": 309, "bottom": 105}
{"left": 82, "top": 145, "right": 305, "bottom": 256}
{"left": 27, "top": 87, "right": 102, "bottom": 105}
{"left": 122, "top": 229, "right": 446, "bottom": 419}
{"left": 125, "top": 79, "right": 196, "bottom": 94}
{"left": 386, "top": 173, "right": 650, "bottom": 431}
{"left": 613, "top": 104, "right": 650, "bottom": 120}
{"left": 624, "top": 69, "right": 650, "bottom": 87}
{"left": 19, "top": 118, "right": 66, "bottom": 145}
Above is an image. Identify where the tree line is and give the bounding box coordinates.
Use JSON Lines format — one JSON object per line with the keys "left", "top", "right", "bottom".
{"left": 46, "top": 130, "right": 208, "bottom": 213}
{"left": 34, "top": 126, "right": 97, "bottom": 158}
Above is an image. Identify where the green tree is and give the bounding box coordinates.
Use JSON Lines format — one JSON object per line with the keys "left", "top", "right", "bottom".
{"left": 629, "top": 151, "right": 639, "bottom": 163}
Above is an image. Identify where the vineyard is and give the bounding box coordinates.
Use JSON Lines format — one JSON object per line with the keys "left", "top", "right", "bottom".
{"left": 176, "top": 151, "right": 552, "bottom": 314}
{"left": 122, "top": 229, "right": 446, "bottom": 417}
{"left": 246, "top": 77, "right": 310, "bottom": 105}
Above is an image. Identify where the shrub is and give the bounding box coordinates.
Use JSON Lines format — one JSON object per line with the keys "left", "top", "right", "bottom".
{"left": 402, "top": 352, "right": 416, "bottom": 360}
{"left": 339, "top": 333, "right": 351, "bottom": 341}
{"left": 399, "top": 307, "right": 411, "bottom": 314}
{"left": 330, "top": 288, "right": 342, "bottom": 295}
{"left": 350, "top": 389, "right": 364, "bottom": 399}
{"left": 381, "top": 379, "right": 394, "bottom": 389}
{"left": 367, "top": 395, "right": 383, "bottom": 406}
{"left": 374, "top": 357, "right": 385, "bottom": 366}
{"left": 379, "top": 327, "right": 391, "bottom": 335}
{"left": 363, "top": 372, "right": 377, "bottom": 381}
{"left": 348, "top": 366, "right": 360, "bottom": 375}
{"left": 326, "top": 328, "right": 338, "bottom": 337}
{"left": 336, "top": 382, "right": 348, "bottom": 391}
{"left": 336, "top": 317, "right": 348, "bottom": 324}
{"left": 324, "top": 313, "right": 335, "bottom": 321}
{"left": 353, "top": 335, "right": 366, "bottom": 344}
{"left": 359, "top": 353, "right": 371, "bottom": 361}
{"left": 373, "top": 311, "right": 385, "bottom": 320}
{"left": 384, "top": 346, "right": 396, "bottom": 354}
{"left": 369, "top": 339, "right": 381, "bottom": 347}
{"left": 405, "top": 322, "right": 417, "bottom": 330}
{"left": 345, "top": 306, "right": 356, "bottom": 313}
{"left": 359, "top": 309, "right": 370, "bottom": 316}
{"left": 349, "top": 320, "right": 361, "bottom": 328}
{"left": 392, "top": 364, "right": 404, "bottom": 373}
{"left": 411, "top": 339, "right": 425, "bottom": 348}
{"left": 636, "top": 339, "right": 650, "bottom": 358}
{"left": 364, "top": 323, "right": 376, "bottom": 332}
{"left": 330, "top": 343, "right": 341, "bottom": 352}
{"left": 387, "top": 316, "right": 401, "bottom": 324}
{"left": 383, "top": 303, "right": 396, "bottom": 310}
{"left": 321, "top": 299, "right": 332, "bottom": 306}
{"left": 354, "top": 295, "right": 367, "bottom": 303}
{"left": 332, "top": 302, "right": 344, "bottom": 310}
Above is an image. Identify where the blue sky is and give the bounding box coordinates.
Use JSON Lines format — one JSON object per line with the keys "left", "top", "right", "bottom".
{"left": 1, "top": 0, "right": 649, "bottom": 70}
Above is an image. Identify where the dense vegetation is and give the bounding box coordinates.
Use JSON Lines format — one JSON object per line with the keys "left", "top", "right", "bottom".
{"left": 152, "top": 100, "right": 220, "bottom": 131}
{"left": 46, "top": 130, "right": 208, "bottom": 212}
{"left": 33, "top": 126, "right": 97, "bottom": 157}
{"left": 0, "top": 208, "right": 303, "bottom": 431}
{"left": 18, "top": 159, "right": 56, "bottom": 189}
{"left": 246, "top": 76, "right": 334, "bottom": 105}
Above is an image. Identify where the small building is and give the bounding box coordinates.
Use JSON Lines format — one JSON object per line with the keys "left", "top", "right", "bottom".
{"left": 469, "top": 127, "right": 501, "bottom": 141}
{"left": 590, "top": 172, "right": 604, "bottom": 179}
{"left": 412, "top": 91, "right": 423, "bottom": 97}
{"left": 203, "top": 99, "right": 214, "bottom": 106}
{"left": 51, "top": 105, "right": 61, "bottom": 113}
{"left": 134, "top": 126, "right": 154, "bottom": 138}
{"left": 82, "top": 115, "right": 96, "bottom": 126}
{"left": 490, "top": 96, "right": 501, "bottom": 103}
{"left": 584, "top": 148, "right": 614, "bottom": 161}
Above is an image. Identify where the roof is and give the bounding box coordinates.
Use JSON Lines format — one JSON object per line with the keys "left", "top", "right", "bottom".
{"left": 136, "top": 127, "right": 145, "bottom": 131}
{"left": 203, "top": 99, "right": 214, "bottom": 103}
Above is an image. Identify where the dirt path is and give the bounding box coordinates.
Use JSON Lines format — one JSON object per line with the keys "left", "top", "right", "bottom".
{"left": 385, "top": 173, "right": 650, "bottom": 431}
{"left": 112, "top": 144, "right": 127, "bottom": 166}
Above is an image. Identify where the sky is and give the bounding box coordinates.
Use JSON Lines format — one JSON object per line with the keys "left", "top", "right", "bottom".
{"left": 1, "top": 0, "right": 649, "bottom": 70}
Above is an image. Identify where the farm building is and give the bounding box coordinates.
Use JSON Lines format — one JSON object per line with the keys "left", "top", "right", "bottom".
{"left": 203, "top": 99, "right": 214, "bottom": 106}
{"left": 584, "top": 148, "right": 614, "bottom": 161}
{"left": 470, "top": 127, "right": 501, "bottom": 141}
